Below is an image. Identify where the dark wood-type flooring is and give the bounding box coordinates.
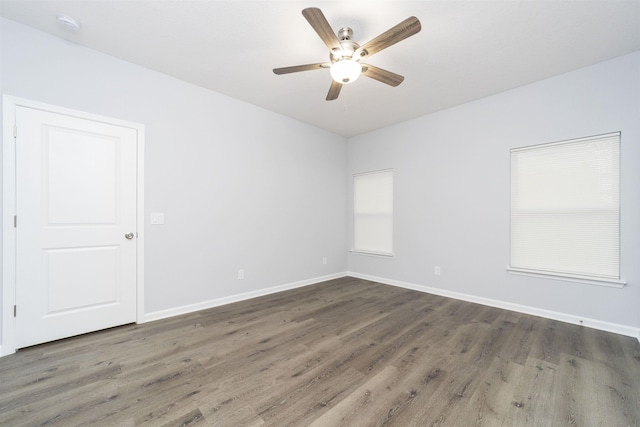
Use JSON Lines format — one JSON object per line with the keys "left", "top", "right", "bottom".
{"left": 1, "top": 277, "right": 639, "bottom": 426}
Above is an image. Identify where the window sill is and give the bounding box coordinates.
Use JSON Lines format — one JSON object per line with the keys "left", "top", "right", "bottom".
{"left": 507, "top": 267, "right": 626, "bottom": 288}
{"left": 350, "top": 250, "right": 394, "bottom": 258}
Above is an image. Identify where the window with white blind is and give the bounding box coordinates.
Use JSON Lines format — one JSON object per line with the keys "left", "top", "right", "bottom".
{"left": 509, "top": 132, "right": 622, "bottom": 285}
{"left": 353, "top": 169, "right": 393, "bottom": 256}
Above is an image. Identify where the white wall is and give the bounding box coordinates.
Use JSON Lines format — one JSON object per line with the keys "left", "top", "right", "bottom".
{"left": 0, "top": 18, "right": 348, "bottom": 335}
{"left": 348, "top": 51, "right": 640, "bottom": 332}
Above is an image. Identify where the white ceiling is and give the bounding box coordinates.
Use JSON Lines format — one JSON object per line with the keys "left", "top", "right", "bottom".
{"left": 1, "top": 1, "right": 639, "bottom": 137}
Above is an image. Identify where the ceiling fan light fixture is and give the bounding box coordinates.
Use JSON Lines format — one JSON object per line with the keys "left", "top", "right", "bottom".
{"left": 330, "top": 59, "right": 362, "bottom": 84}
{"left": 273, "top": 8, "right": 421, "bottom": 100}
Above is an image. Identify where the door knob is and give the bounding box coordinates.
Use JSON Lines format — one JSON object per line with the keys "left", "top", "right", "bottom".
{"left": 125, "top": 232, "right": 134, "bottom": 240}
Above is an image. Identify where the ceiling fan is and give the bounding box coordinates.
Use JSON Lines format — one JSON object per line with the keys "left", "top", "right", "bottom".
{"left": 273, "top": 8, "right": 421, "bottom": 101}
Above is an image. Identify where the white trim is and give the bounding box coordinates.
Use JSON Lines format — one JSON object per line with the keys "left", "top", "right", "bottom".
{"left": 510, "top": 131, "right": 621, "bottom": 153}
{"left": 353, "top": 168, "right": 394, "bottom": 178}
{"left": 142, "top": 272, "right": 348, "bottom": 323}
{"left": 506, "top": 267, "right": 626, "bottom": 288}
{"left": 347, "top": 271, "right": 640, "bottom": 339}
{"left": 349, "top": 250, "right": 395, "bottom": 258}
{"left": 135, "top": 127, "right": 145, "bottom": 325}
{"left": 1, "top": 95, "right": 145, "bottom": 357}
{"left": 2, "top": 96, "right": 19, "bottom": 357}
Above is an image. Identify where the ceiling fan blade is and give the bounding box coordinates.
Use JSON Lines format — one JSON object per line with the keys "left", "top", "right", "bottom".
{"left": 273, "top": 63, "right": 329, "bottom": 75}
{"left": 302, "top": 8, "right": 342, "bottom": 51}
{"left": 361, "top": 64, "right": 405, "bottom": 87}
{"left": 326, "top": 80, "right": 342, "bottom": 101}
{"left": 355, "top": 16, "right": 421, "bottom": 59}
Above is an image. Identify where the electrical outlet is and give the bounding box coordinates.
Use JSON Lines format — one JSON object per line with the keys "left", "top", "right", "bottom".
{"left": 322, "top": 257, "right": 327, "bottom": 265}
{"left": 238, "top": 269, "right": 245, "bottom": 280}
{"left": 150, "top": 212, "right": 164, "bottom": 225}
{"left": 434, "top": 266, "right": 441, "bottom": 276}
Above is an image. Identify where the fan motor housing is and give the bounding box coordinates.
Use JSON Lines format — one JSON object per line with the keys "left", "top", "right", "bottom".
{"left": 330, "top": 27, "right": 360, "bottom": 63}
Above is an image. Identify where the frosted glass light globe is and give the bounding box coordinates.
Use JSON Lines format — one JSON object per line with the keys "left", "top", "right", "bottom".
{"left": 330, "top": 59, "right": 362, "bottom": 84}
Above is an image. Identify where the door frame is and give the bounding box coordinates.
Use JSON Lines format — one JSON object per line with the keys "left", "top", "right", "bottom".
{"left": 1, "top": 95, "right": 145, "bottom": 357}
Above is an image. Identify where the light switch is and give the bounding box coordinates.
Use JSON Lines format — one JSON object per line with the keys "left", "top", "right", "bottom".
{"left": 150, "top": 213, "right": 164, "bottom": 225}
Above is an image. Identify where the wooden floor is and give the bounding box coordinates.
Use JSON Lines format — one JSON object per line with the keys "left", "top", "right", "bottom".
{"left": 1, "top": 277, "right": 639, "bottom": 426}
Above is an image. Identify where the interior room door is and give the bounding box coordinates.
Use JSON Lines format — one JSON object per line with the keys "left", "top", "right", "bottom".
{"left": 14, "top": 106, "right": 138, "bottom": 349}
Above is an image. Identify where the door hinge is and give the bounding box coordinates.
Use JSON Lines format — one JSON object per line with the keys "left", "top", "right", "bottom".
{"left": 14, "top": 215, "right": 17, "bottom": 228}
{"left": 13, "top": 124, "right": 17, "bottom": 138}
{"left": 14, "top": 305, "right": 17, "bottom": 317}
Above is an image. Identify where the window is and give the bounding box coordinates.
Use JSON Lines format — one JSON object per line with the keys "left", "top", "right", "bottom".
{"left": 353, "top": 169, "right": 393, "bottom": 256}
{"left": 509, "top": 132, "right": 621, "bottom": 284}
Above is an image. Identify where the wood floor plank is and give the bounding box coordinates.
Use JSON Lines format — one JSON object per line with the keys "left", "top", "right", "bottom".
{"left": 0, "top": 277, "right": 638, "bottom": 426}
{"left": 307, "top": 365, "right": 404, "bottom": 426}
{"left": 508, "top": 356, "right": 560, "bottom": 427}
{"left": 449, "top": 355, "right": 525, "bottom": 426}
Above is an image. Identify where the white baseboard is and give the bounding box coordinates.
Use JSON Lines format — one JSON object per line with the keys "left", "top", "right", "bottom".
{"left": 348, "top": 271, "right": 640, "bottom": 340}
{"left": 142, "top": 272, "right": 348, "bottom": 323}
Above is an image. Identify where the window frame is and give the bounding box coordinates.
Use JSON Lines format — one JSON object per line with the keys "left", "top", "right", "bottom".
{"left": 351, "top": 168, "right": 394, "bottom": 257}
{"left": 507, "top": 132, "right": 625, "bottom": 288}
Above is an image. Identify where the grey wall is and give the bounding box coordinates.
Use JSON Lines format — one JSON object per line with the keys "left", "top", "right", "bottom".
{"left": 348, "top": 51, "right": 640, "bottom": 330}
{"left": 0, "top": 18, "right": 348, "bottom": 331}
{"left": 1, "top": 16, "right": 638, "bottom": 349}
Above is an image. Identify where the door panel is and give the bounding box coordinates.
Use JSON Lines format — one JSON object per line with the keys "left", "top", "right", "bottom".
{"left": 45, "top": 246, "right": 119, "bottom": 313}
{"left": 15, "top": 106, "right": 137, "bottom": 349}
{"left": 46, "top": 127, "right": 118, "bottom": 224}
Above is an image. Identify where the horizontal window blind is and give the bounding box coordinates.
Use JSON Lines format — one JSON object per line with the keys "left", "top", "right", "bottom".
{"left": 353, "top": 169, "right": 393, "bottom": 255}
{"left": 510, "top": 133, "right": 620, "bottom": 280}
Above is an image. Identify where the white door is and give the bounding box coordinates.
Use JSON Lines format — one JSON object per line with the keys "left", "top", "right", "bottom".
{"left": 15, "top": 106, "right": 138, "bottom": 349}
